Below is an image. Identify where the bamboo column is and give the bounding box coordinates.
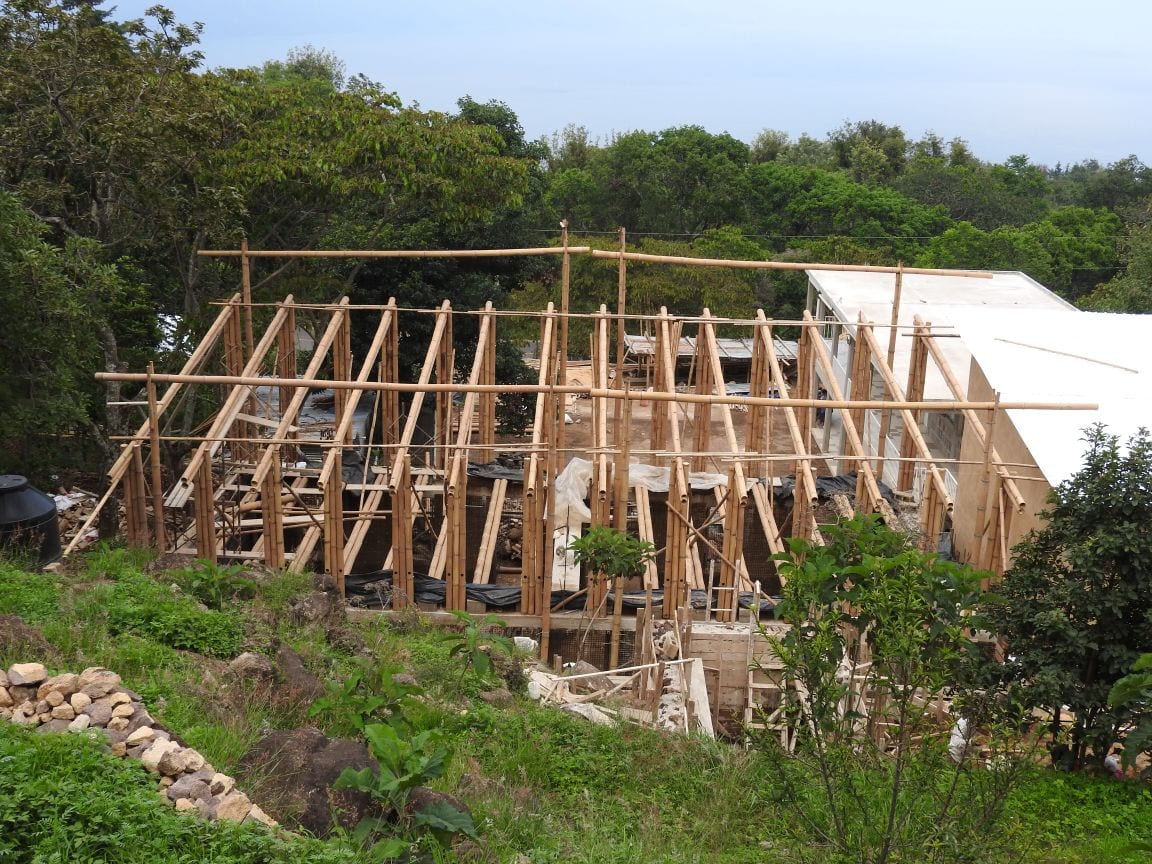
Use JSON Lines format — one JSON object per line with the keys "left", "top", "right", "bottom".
{"left": 557, "top": 221, "right": 570, "bottom": 455}
{"left": 897, "top": 319, "right": 930, "bottom": 492}
{"left": 874, "top": 263, "right": 904, "bottom": 481}
{"left": 747, "top": 324, "right": 773, "bottom": 481}
{"left": 333, "top": 305, "right": 352, "bottom": 445}
{"left": 691, "top": 334, "right": 713, "bottom": 474}
{"left": 145, "top": 363, "right": 166, "bottom": 551}
{"left": 276, "top": 304, "right": 298, "bottom": 463}
{"left": 651, "top": 309, "right": 670, "bottom": 466}
{"left": 435, "top": 307, "right": 454, "bottom": 473}
{"left": 663, "top": 460, "right": 690, "bottom": 619}
{"left": 194, "top": 454, "right": 216, "bottom": 560}
{"left": 391, "top": 456, "right": 413, "bottom": 609}
{"left": 380, "top": 298, "right": 400, "bottom": 448}
{"left": 261, "top": 446, "right": 285, "bottom": 569}
{"left": 124, "top": 444, "right": 149, "bottom": 546}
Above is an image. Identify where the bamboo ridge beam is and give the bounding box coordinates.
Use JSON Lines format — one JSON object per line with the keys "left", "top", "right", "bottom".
{"left": 95, "top": 372, "right": 1097, "bottom": 413}
{"left": 199, "top": 247, "right": 593, "bottom": 259}
{"left": 588, "top": 249, "right": 994, "bottom": 278}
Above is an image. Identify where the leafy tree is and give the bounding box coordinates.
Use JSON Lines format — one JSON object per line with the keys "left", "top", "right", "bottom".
{"left": 828, "top": 119, "right": 909, "bottom": 180}
{"left": 757, "top": 515, "right": 1022, "bottom": 864}
{"left": 917, "top": 221, "right": 1056, "bottom": 285}
{"left": 1081, "top": 202, "right": 1152, "bottom": 312}
{"left": 985, "top": 425, "right": 1152, "bottom": 768}
{"left": 1108, "top": 653, "right": 1152, "bottom": 774}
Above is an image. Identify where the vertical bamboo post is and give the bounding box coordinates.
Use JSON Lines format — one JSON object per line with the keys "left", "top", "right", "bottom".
{"left": 262, "top": 446, "right": 285, "bottom": 569}
{"left": 276, "top": 304, "right": 298, "bottom": 462}
{"left": 392, "top": 455, "right": 413, "bottom": 609}
{"left": 651, "top": 310, "right": 669, "bottom": 465}
{"left": 380, "top": 298, "right": 400, "bottom": 449}
{"left": 333, "top": 305, "right": 352, "bottom": 445}
{"left": 794, "top": 322, "right": 815, "bottom": 455}
{"left": 976, "top": 392, "right": 1001, "bottom": 568}
{"left": 691, "top": 336, "right": 713, "bottom": 474}
{"left": 748, "top": 325, "right": 771, "bottom": 480}
{"left": 145, "top": 363, "right": 166, "bottom": 551}
{"left": 875, "top": 263, "right": 903, "bottom": 479}
{"left": 435, "top": 309, "right": 454, "bottom": 473}
{"left": 195, "top": 454, "right": 216, "bottom": 560}
{"left": 663, "top": 460, "right": 689, "bottom": 619}
{"left": 124, "top": 443, "right": 149, "bottom": 546}
{"left": 897, "top": 318, "right": 929, "bottom": 492}
{"left": 240, "top": 238, "right": 255, "bottom": 362}
{"left": 322, "top": 455, "right": 345, "bottom": 596}
{"left": 557, "top": 221, "right": 570, "bottom": 454}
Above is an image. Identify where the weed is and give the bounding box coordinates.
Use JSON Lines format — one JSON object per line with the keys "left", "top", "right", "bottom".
{"left": 170, "top": 559, "right": 256, "bottom": 610}
{"left": 309, "top": 663, "right": 425, "bottom": 737}
{"left": 443, "top": 610, "right": 515, "bottom": 685}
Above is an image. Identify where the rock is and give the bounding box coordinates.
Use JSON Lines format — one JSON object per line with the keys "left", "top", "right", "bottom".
{"left": 0, "top": 669, "right": 7, "bottom": 687}
{"left": 0, "top": 707, "right": 9, "bottom": 719}
{"left": 36, "top": 718, "right": 72, "bottom": 733}
{"left": 325, "top": 625, "right": 365, "bottom": 655}
{"left": 274, "top": 646, "right": 324, "bottom": 704}
{"left": 83, "top": 702, "right": 113, "bottom": 727}
{"left": 209, "top": 773, "right": 234, "bottom": 796}
{"left": 141, "top": 739, "right": 181, "bottom": 773}
{"left": 157, "top": 747, "right": 189, "bottom": 776}
{"left": 109, "top": 742, "right": 128, "bottom": 758}
{"left": 513, "top": 636, "right": 539, "bottom": 654}
{"left": 45, "top": 690, "right": 64, "bottom": 707}
{"left": 102, "top": 728, "right": 128, "bottom": 745}
{"left": 244, "top": 804, "right": 278, "bottom": 827}
{"left": 111, "top": 703, "right": 134, "bottom": 718}
{"left": 239, "top": 727, "right": 382, "bottom": 838}
{"left": 563, "top": 660, "right": 610, "bottom": 693}
{"left": 125, "top": 726, "right": 156, "bottom": 746}
{"left": 0, "top": 688, "right": 11, "bottom": 708}
{"left": 227, "top": 652, "right": 275, "bottom": 685}
{"left": 106, "top": 717, "right": 129, "bottom": 731}
{"left": 8, "top": 685, "right": 35, "bottom": 704}
{"left": 10, "top": 710, "right": 35, "bottom": 726}
{"left": 212, "top": 791, "right": 252, "bottom": 822}
{"left": 125, "top": 744, "right": 147, "bottom": 759}
{"left": 38, "top": 712, "right": 51, "bottom": 723}
{"left": 159, "top": 776, "right": 174, "bottom": 788}
{"left": 78, "top": 667, "right": 121, "bottom": 688}
{"left": 174, "top": 798, "right": 198, "bottom": 813}
{"left": 406, "top": 787, "right": 473, "bottom": 832}
{"left": 124, "top": 709, "right": 154, "bottom": 734}
{"left": 36, "top": 673, "right": 80, "bottom": 700}
{"left": 290, "top": 591, "right": 339, "bottom": 625}
{"left": 70, "top": 692, "right": 92, "bottom": 712}
{"left": 167, "top": 776, "right": 210, "bottom": 802}
{"left": 182, "top": 749, "right": 206, "bottom": 772}
{"left": 68, "top": 714, "right": 91, "bottom": 731}
{"left": 35, "top": 699, "right": 50, "bottom": 714}
{"left": 391, "top": 673, "right": 418, "bottom": 688}
{"left": 50, "top": 703, "right": 75, "bottom": 720}
{"left": 107, "top": 691, "right": 131, "bottom": 707}
{"left": 479, "top": 687, "right": 514, "bottom": 707}
{"left": 6, "top": 662, "right": 47, "bottom": 687}
{"left": 80, "top": 682, "right": 117, "bottom": 699}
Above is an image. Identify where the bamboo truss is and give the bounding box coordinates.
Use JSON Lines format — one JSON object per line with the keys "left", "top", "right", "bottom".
{"left": 84, "top": 243, "right": 1098, "bottom": 638}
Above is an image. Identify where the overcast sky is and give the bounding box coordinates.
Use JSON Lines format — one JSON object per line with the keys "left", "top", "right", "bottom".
{"left": 111, "top": 0, "right": 1150, "bottom": 167}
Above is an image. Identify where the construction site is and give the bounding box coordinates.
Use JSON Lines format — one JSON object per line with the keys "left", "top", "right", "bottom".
{"left": 70, "top": 239, "right": 1098, "bottom": 737}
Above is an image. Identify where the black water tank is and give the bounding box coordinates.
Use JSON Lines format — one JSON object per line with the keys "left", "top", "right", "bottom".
{"left": 0, "top": 475, "right": 61, "bottom": 568}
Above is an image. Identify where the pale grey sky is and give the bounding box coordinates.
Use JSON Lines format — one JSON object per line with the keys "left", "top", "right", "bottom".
{"left": 113, "top": 0, "right": 1150, "bottom": 166}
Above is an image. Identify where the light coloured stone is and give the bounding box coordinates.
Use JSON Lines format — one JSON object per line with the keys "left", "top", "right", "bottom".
{"left": 214, "top": 792, "right": 252, "bottom": 822}
{"left": 35, "top": 699, "right": 50, "bottom": 714}
{"left": 106, "top": 717, "right": 129, "bottom": 731}
{"left": 159, "top": 776, "right": 175, "bottom": 788}
{"left": 0, "top": 669, "right": 8, "bottom": 688}
{"left": 0, "top": 707, "right": 10, "bottom": 720}
{"left": 44, "top": 690, "right": 64, "bottom": 707}
{"left": 208, "top": 773, "right": 234, "bottom": 796}
{"left": 37, "top": 712, "right": 51, "bottom": 724}
{"left": 78, "top": 667, "right": 121, "bottom": 688}
{"left": 50, "top": 703, "right": 75, "bottom": 721}
{"left": 244, "top": 804, "right": 277, "bottom": 827}
{"left": 111, "top": 703, "right": 134, "bottom": 718}
{"left": 181, "top": 749, "right": 206, "bottom": 772}
{"left": 141, "top": 739, "right": 180, "bottom": 772}
{"left": 69, "top": 691, "right": 91, "bottom": 711}
{"left": 0, "top": 688, "right": 11, "bottom": 708}
{"left": 109, "top": 742, "right": 127, "bottom": 757}
{"left": 80, "top": 682, "right": 116, "bottom": 699}
{"left": 6, "top": 663, "right": 47, "bottom": 687}
{"left": 106, "top": 691, "right": 131, "bottom": 707}
{"left": 36, "top": 673, "right": 79, "bottom": 699}
{"left": 125, "top": 726, "right": 155, "bottom": 746}
{"left": 68, "top": 714, "right": 91, "bottom": 731}
{"left": 158, "top": 747, "right": 190, "bottom": 776}
{"left": 174, "top": 798, "right": 197, "bottom": 813}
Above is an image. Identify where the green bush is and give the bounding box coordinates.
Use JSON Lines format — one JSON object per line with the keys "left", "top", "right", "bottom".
{"left": 102, "top": 572, "right": 245, "bottom": 658}
{"left": 0, "top": 723, "right": 359, "bottom": 863}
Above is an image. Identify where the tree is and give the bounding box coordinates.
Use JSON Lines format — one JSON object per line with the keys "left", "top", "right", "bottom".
{"left": 1080, "top": 201, "right": 1152, "bottom": 312}
{"left": 757, "top": 515, "right": 1022, "bottom": 864}
{"left": 986, "top": 425, "right": 1152, "bottom": 768}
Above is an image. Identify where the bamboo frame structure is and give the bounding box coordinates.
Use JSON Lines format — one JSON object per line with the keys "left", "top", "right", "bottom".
{"left": 82, "top": 243, "right": 1099, "bottom": 649}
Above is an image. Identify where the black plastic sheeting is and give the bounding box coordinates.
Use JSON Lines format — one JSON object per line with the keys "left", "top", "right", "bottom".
{"left": 345, "top": 571, "right": 774, "bottom": 614}
{"left": 771, "top": 472, "right": 899, "bottom": 510}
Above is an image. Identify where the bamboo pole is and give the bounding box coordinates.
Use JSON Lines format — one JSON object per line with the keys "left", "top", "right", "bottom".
{"left": 389, "top": 301, "right": 450, "bottom": 481}
{"left": 195, "top": 454, "right": 216, "bottom": 560}
{"left": 145, "top": 363, "right": 166, "bottom": 551}
{"left": 99, "top": 375, "right": 1098, "bottom": 414}
{"left": 590, "top": 250, "right": 992, "bottom": 277}
{"left": 200, "top": 247, "right": 594, "bottom": 259}
{"left": 392, "top": 456, "right": 413, "bottom": 609}
{"left": 875, "top": 264, "right": 903, "bottom": 482}
{"left": 240, "top": 238, "right": 255, "bottom": 362}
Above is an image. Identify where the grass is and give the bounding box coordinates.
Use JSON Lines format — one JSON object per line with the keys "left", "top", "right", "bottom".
{"left": 1, "top": 548, "right": 1150, "bottom": 863}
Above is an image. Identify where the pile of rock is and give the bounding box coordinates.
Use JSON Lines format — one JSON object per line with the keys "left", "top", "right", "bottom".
{"left": 0, "top": 662, "right": 275, "bottom": 828}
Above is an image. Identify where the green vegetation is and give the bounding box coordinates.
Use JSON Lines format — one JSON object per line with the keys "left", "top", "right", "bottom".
{"left": 985, "top": 426, "right": 1152, "bottom": 769}
{"left": 0, "top": 547, "right": 1149, "bottom": 862}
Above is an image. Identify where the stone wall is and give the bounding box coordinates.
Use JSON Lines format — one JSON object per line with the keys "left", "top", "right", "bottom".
{"left": 0, "top": 662, "right": 275, "bottom": 827}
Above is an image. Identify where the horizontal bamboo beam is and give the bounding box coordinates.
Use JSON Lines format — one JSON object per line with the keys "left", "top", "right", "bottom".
{"left": 588, "top": 249, "right": 994, "bottom": 278}
{"left": 199, "top": 247, "right": 591, "bottom": 259}
{"left": 97, "top": 371, "right": 1096, "bottom": 413}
